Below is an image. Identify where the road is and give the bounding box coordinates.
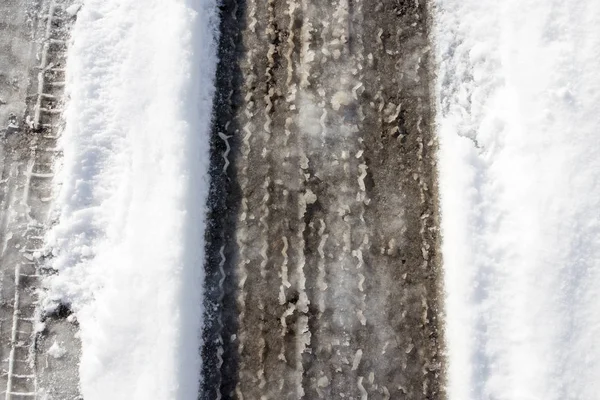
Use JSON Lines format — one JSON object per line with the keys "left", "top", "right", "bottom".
{"left": 202, "top": 0, "right": 445, "bottom": 399}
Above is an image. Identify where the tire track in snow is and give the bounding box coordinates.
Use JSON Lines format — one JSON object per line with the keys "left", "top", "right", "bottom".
{"left": 296, "top": 1, "right": 367, "bottom": 397}
{"left": 298, "top": 2, "right": 332, "bottom": 396}
{"left": 348, "top": 1, "right": 371, "bottom": 397}
{"left": 202, "top": 0, "right": 243, "bottom": 397}
{"left": 0, "top": 1, "right": 79, "bottom": 398}
{"left": 278, "top": 0, "right": 311, "bottom": 396}
{"left": 233, "top": 0, "right": 271, "bottom": 396}
{"left": 203, "top": 0, "right": 445, "bottom": 398}
{"left": 358, "top": 0, "right": 444, "bottom": 397}
{"left": 259, "top": 0, "right": 294, "bottom": 395}
{"left": 321, "top": 1, "right": 369, "bottom": 397}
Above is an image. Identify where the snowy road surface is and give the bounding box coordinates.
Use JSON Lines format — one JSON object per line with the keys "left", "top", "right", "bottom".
{"left": 0, "top": 0, "right": 595, "bottom": 398}
{"left": 434, "top": 0, "right": 600, "bottom": 399}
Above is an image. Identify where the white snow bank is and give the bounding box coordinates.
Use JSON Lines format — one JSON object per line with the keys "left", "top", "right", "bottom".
{"left": 43, "top": 0, "right": 218, "bottom": 398}
{"left": 433, "top": 0, "right": 600, "bottom": 399}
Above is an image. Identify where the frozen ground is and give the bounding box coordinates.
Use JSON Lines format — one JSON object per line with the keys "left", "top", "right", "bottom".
{"left": 433, "top": 0, "right": 600, "bottom": 399}
{"left": 42, "top": 0, "right": 218, "bottom": 398}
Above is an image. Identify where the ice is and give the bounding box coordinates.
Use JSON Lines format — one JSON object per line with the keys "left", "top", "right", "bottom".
{"left": 34, "top": 322, "right": 46, "bottom": 334}
{"left": 330, "top": 90, "right": 352, "bottom": 111}
{"left": 351, "top": 349, "right": 363, "bottom": 371}
{"left": 304, "top": 189, "right": 317, "bottom": 205}
{"left": 317, "top": 376, "right": 329, "bottom": 388}
{"left": 65, "top": 4, "right": 81, "bottom": 16}
{"left": 47, "top": 341, "right": 66, "bottom": 359}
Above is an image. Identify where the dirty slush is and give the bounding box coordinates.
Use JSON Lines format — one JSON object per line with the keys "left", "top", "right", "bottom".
{"left": 202, "top": 0, "right": 445, "bottom": 399}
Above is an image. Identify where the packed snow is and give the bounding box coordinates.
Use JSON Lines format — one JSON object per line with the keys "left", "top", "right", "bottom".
{"left": 433, "top": 0, "right": 600, "bottom": 399}
{"left": 43, "top": 0, "right": 218, "bottom": 399}
{"left": 47, "top": 341, "right": 67, "bottom": 359}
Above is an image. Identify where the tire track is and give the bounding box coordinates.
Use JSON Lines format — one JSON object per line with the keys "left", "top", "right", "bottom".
{"left": 203, "top": 0, "right": 445, "bottom": 398}
{"left": 259, "top": 0, "right": 293, "bottom": 396}
{"left": 303, "top": 1, "right": 370, "bottom": 397}
{"left": 201, "top": 0, "right": 243, "bottom": 398}
{"left": 325, "top": 1, "right": 369, "bottom": 397}
{"left": 279, "top": 1, "right": 311, "bottom": 397}
{"left": 298, "top": 1, "right": 332, "bottom": 395}
{"left": 358, "top": 0, "right": 444, "bottom": 398}
{"left": 233, "top": 0, "right": 271, "bottom": 396}
{"left": 0, "top": 1, "right": 79, "bottom": 398}
{"left": 347, "top": 1, "right": 372, "bottom": 397}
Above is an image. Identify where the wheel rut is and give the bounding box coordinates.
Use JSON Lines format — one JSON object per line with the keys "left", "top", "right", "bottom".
{"left": 202, "top": 1, "right": 445, "bottom": 399}
{"left": 0, "top": 1, "right": 80, "bottom": 399}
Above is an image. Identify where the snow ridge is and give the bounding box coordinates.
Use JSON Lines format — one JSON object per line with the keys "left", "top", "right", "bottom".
{"left": 43, "top": 0, "right": 219, "bottom": 398}
{"left": 433, "top": 0, "right": 600, "bottom": 399}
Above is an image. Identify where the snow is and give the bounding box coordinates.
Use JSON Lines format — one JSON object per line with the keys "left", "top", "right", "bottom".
{"left": 433, "top": 0, "right": 600, "bottom": 399}
{"left": 65, "top": 4, "right": 82, "bottom": 17}
{"left": 48, "top": 341, "right": 67, "bottom": 359}
{"left": 42, "top": 0, "right": 218, "bottom": 399}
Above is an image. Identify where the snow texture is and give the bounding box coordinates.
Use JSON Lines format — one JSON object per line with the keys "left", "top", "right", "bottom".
{"left": 48, "top": 341, "right": 67, "bottom": 359}
{"left": 65, "top": 4, "right": 82, "bottom": 17}
{"left": 43, "top": 0, "right": 219, "bottom": 398}
{"left": 433, "top": 0, "right": 600, "bottom": 399}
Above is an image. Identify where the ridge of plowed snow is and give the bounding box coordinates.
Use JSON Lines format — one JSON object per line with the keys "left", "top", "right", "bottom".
{"left": 43, "top": 0, "right": 218, "bottom": 398}
{"left": 433, "top": 0, "right": 600, "bottom": 399}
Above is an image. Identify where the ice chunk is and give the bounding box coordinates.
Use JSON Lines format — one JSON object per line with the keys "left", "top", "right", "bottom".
{"left": 66, "top": 4, "right": 82, "bottom": 16}
{"left": 331, "top": 91, "right": 352, "bottom": 111}
{"left": 48, "top": 341, "right": 66, "bottom": 359}
{"left": 304, "top": 189, "right": 317, "bottom": 205}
